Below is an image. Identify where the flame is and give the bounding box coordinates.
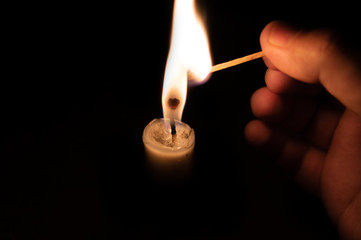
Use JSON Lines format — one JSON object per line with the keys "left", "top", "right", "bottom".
{"left": 162, "top": 0, "right": 212, "bottom": 123}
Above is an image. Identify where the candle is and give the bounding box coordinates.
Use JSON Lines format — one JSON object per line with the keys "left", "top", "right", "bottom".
{"left": 142, "top": 0, "right": 211, "bottom": 181}
{"left": 142, "top": 118, "right": 195, "bottom": 181}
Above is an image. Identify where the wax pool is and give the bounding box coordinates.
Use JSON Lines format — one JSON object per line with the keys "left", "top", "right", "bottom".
{"left": 142, "top": 118, "right": 195, "bottom": 181}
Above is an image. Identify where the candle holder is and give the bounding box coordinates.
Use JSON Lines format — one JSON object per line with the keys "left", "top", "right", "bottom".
{"left": 142, "top": 118, "right": 195, "bottom": 183}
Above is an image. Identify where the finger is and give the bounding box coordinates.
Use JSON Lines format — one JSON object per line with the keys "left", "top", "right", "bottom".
{"left": 260, "top": 21, "right": 361, "bottom": 117}
{"left": 278, "top": 133, "right": 325, "bottom": 196}
{"left": 250, "top": 87, "right": 292, "bottom": 122}
{"left": 250, "top": 87, "right": 317, "bottom": 129}
{"left": 263, "top": 56, "right": 278, "bottom": 70}
{"left": 321, "top": 109, "right": 361, "bottom": 224}
{"left": 265, "top": 68, "right": 323, "bottom": 96}
{"left": 305, "top": 105, "right": 342, "bottom": 151}
{"left": 244, "top": 119, "right": 286, "bottom": 153}
{"left": 250, "top": 87, "right": 342, "bottom": 150}
{"left": 244, "top": 120, "right": 325, "bottom": 196}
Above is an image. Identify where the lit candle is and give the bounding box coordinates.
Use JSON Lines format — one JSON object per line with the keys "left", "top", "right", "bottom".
{"left": 142, "top": 0, "right": 211, "bottom": 180}
{"left": 143, "top": 118, "right": 195, "bottom": 181}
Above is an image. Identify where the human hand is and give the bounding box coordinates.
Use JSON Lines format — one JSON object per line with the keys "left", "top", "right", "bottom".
{"left": 245, "top": 21, "right": 361, "bottom": 240}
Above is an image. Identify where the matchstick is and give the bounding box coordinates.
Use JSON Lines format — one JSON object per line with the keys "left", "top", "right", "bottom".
{"left": 211, "top": 51, "right": 264, "bottom": 73}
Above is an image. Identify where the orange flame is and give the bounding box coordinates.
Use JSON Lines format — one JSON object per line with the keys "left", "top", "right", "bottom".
{"left": 162, "top": 0, "right": 212, "bottom": 124}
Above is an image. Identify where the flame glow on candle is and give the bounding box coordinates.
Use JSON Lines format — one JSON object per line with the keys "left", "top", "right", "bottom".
{"left": 162, "top": 0, "right": 212, "bottom": 123}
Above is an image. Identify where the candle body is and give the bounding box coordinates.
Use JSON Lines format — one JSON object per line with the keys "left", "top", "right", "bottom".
{"left": 142, "top": 118, "right": 195, "bottom": 182}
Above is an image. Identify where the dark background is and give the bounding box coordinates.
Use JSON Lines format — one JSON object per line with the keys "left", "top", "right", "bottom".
{"left": 1, "top": 1, "right": 358, "bottom": 239}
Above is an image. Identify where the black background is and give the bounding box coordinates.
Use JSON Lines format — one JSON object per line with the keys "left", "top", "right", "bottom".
{"left": 1, "top": 1, "right": 358, "bottom": 239}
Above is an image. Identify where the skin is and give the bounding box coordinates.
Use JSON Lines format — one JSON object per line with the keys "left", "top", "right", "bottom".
{"left": 244, "top": 21, "right": 361, "bottom": 240}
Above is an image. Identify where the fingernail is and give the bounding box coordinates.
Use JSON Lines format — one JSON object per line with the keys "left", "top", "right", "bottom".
{"left": 269, "top": 21, "right": 297, "bottom": 47}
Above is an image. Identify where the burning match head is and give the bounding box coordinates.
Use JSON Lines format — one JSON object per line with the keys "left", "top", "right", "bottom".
{"left": 187, "top": 70, "right": 212, "bottom": 86}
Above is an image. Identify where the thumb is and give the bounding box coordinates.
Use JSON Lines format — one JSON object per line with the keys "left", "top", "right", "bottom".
{"left": 260, "top": 21, "right": 361, "bottom": 117}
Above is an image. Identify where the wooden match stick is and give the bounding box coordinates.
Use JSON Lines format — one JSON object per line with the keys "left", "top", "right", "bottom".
{"left": 211, "top": 51, "right": 264, "bottom": 73}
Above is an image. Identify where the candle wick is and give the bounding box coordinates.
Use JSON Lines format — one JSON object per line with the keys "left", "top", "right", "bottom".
{"left": 170, "top": 118, "right": 177, "bottom": 135}
{"left": 171, "top": 118, "right": 177, "bottom": 144}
